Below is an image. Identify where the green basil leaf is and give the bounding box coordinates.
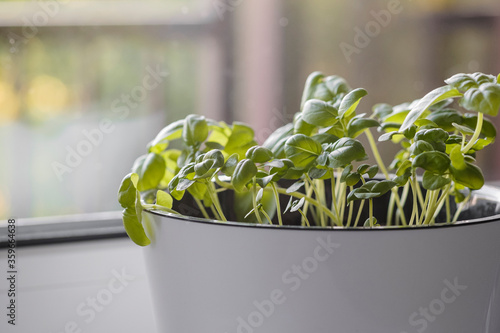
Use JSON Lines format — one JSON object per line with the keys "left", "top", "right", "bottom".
{"left": 118, "top": 173, "right": 150, "bottom": 246}
{"left": 366, "top": 165, "right": 379, "bottom": 178}
{"left": 224, "top": 122, "right": 257, "bottom": 157}
{"left": 339, "top": 88, "right": 367, "bottom": 119}
{"left": 263, "top": 123, "right": 293, "bottom": 151}
{"left": 347, "top": 180, "right": 397, "bottom": 201}
{"left": 118, "top": 173, "right": 140, "bottom": 208}
{"left": 450, "top": 162, "right": 484, "bottom": 190}
{"left": 294, "top": 113, "right": 316, "bottom": 136}
{"left": 472, "top": 138, "right": 493, "bottom": 151}
{"left": 452, "top": 122, "right": 475, "bottom": 135}
{"left": 290, "top": 197, "right": 305, "bottom": 212}
{"left": 384, "top": 109, "right": 411, "bottom": 124}
{"left": 414, "top": 128, "right": 449, "bottom": 152}
{"left": 246, "top": 146, "right": 274, "bottom": 163}
{"left": 170, "top": 189, "right": 185, "bottom": 201}
{"left": 301, "top": 72, "right": 327, "bottom": 109}
{"left": 133, "top": 153, "right": 166, "bottom": 191}
{"left": 422, "top": 171, "right": 451, "bottom": 190}
{"left": 205, "top": 141, "right": 225, "bottom": 150}
{"left": 285, "top": 134, "right": 322, "bottom": 169}
{"left": 460, "top": 83, "right": 500, "bottom": 116}
{"left": 232, "top": 159, "right": 257, "bottom": 192}
{"left": 412, "top": 151, "right": 450, "bottom": 174}
{"left": 256, "top": 188, "right": 264, "bottom": 203}
{"left": 445, "top": 72, "right": 497, "bottom": 92}
{"left": 302, "top": 99, "right": 339, "bottom": 127}
{"left": 194, "top": 160, "right": 216, "bottom": 179}
{"left": 311, "top": 133, "right": 339, "bottom": 144}
{"left": 328, "top": 138, "right": 367, "bottom": 168}
{"left": 205, "top": 150, "right": 224, "bottom": 167}
{"left": 270, "top": 159, "right": 295, "bottom": 180}
{"left": 345, "top": 172, "right": 361, "bottom": 186}
{"left": 371, "top": 180, "right": 398, "bottom": 196}
{"left": 308, "top": 167, "right": 327, "bottom": 179}
{"left": 402, "top": 125, "right": 417, "bottom": 140}
{"left": 347, "top": 117, "right": 379, "bottom": 138}
{"left": 182, "top": 114, "right": 209, "bottom": 146}
{"left": 256, "top": 173, "right": 275, "bottom": 188}
{"left": 409, "top": 140, "right": 434, "bottom": 156}
{"left": 222, "top": 153, "right": 239, "bottom": 176}
{"left": 156, "top": 190, "right": 173, "bottom": 209}
{"left": 286, "top": 181, "right": 305, "bottom": 194}
{"left": 379, "top": 131, "right": 402, "bottom": 142}
{"left": 187, "top": 181, "right": 207, "bottom": 200}
{"left": 450, "top": 145, "right": 466, "bottom": 170}
{"left": 265, "top": 160, "right": 285, "bottom": 168}
{"left": 378, "top": 122, "right": 400, "bottom": 133}
{"left": 176, "top": 178, "right": 196, "bottom": 192}
{"left": 122, "top": 206, "right": 150, "bottom": 246}
{"left": 340, "top": 164, "right": 353, "bottom": 182}
{"left": 363, "top": 217, "right": 379, "bottom": 227}
{"left": 462, "top": 115, "right": 497, "bottom": 139}
{"left": 148, "top": 119, "right": 184, "bottom": 149}
{"left": 396, "top": 160, "right": 412, "bottom": 176}
{"left": 356, "top": 164, "right": 370, "bottom": 175}
{"left": 426, "top": 109, "right": 463, "bottom": 131}
{"left": 400, "top": 86, "right": 462, "bottom": 132}
{"left": 324, "top": 75, "right": 351, "bottom": 96}
{"left": 372, "top": 103, "right": 393, "bottom": 120}
{"left": 414, "top": 119, "right": 439, "bottom": 128}
{"left": 393, "top": 168, "right": 411, "bottom": 186}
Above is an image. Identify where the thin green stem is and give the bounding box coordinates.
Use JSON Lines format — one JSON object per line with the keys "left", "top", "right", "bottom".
{"left": 431, "top": 185, "right": 451, "bottom": 223}
{"left": 346, "top": 186, "right": 354, "bottom": 227}
{"left": 210, "top": 205, "right": 221, "bottom": 220}
{"left": 387, "top": 191, "right": 395, "bottom": 227}
{"left": 193, "top": 197, "right": 210, "bottom": 219}
{"left": 365, "top": 128, "right": 407, "bottom": 225}
{"left": 306, "top": 174, "right": 326, "bottom": 227}
{"left": 418, "top": 191, "right": 430, "bottom": 225}
{"left": 369, "top": 199, "right": 374, "bottom": 227}
{"left": 302, "top": 185, "right": 314, "bottom": 226}
{"left": 462, "top": 112, "right": 483, "bottom": 153}
{"left": 298, "top": 209, "right": 311, "bottom": 227}
{"left": 142, "top": 204, "right": 180, "bottom": 215}
{"left": 330, "top": 170, "right": 340, "bottom": 224}
{"left": 259, "top": 207, "right": 273, "bottom": 224}
{"left": 452, "top": 193, "right": 471, "bottom": 223}
{"left": 339, "top": 182, "right": 347, "bottom": 225}
{"left": 206, "top": 180, "right": 226, "bottom": 221}
{"left": 353, "top": 200, "right": 365, "bottom": 227}
{"left": 423, "top": 190, "right": 440, "bottom": 225}
{"left": 365, "top": 129, "right": 390, "bottom": 178}
{"left": 252, "top": 178, "right": 263, "bottom": 224}
{"left": 271, "top": 182, "right": 283, "bottom": 226}
{"left": 445, "top": 195, "right": 451, "bottom": 223}
{"left": 408, "top": 177, "right": 418, "bottom": 226}
{"left": 415, "top": 175, "right": 425, "bottom": 207}
{"left": 275, "top": 187, "right": 340, "bottom": 225}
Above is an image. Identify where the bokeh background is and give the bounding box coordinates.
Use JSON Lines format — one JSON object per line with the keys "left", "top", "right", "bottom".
{"left": 1, "top": 0, "right": 499, "bottom": 220}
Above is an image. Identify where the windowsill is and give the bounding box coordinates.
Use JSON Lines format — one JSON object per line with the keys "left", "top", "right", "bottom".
{"left": 0, "top": 211, "right": 126, "bottom": 247}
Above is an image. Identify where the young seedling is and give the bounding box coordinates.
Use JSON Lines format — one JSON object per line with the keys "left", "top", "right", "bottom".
{"left": 118, "top": 71, "right": 500, "bottom": 246}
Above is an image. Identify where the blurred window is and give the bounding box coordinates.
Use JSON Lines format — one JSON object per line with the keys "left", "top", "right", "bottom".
{"left": 0, "top": 0, "right": 232, "bottom": 220}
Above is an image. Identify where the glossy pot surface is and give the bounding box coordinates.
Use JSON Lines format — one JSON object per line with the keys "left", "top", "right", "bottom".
{"left": 143, "top": 185, "right": 500, "bottom": 333}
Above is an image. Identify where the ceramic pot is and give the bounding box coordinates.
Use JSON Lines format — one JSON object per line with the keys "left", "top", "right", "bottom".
{"left": 143, "top": 184, "right": 500, "bottom": 333}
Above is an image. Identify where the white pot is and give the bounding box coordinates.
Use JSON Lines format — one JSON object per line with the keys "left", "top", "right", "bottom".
{"left": 143, "top": 185, "right": 500, "bottom": 333}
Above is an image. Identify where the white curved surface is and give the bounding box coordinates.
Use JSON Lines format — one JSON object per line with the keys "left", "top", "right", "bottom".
{"left": 143, "top": 207, "right": 500, "bottom": 333}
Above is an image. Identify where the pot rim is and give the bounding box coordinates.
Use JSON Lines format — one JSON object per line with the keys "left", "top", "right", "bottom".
{"left": 145, "top": 184, "right": 500, "bottom": 232}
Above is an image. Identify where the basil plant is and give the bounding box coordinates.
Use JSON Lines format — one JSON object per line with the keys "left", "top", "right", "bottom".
{"left": 119, "top": 72, "right": 500, "bottom": 245}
